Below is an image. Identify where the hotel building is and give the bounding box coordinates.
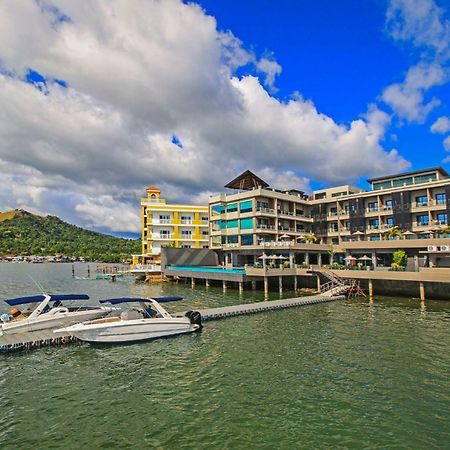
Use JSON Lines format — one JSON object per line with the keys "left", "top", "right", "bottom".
{"left": 135, "top": 186, "right": 209, "bottom": 265}
{"left": 208, "top": 169, "right": 450, "bottom": 268}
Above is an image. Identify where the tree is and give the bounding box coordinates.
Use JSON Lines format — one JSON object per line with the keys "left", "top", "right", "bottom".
{"left": 383, "top": 226, "right": 403, "bottom": 240}
{"left": 303, "top": 233, "right": 318, "bottom": 244}
{"left": 391, "top": 249, "right": 407, "bottom": 270}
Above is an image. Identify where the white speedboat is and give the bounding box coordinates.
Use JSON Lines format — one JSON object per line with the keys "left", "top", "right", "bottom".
{"left": 55, "top": 296, "right": 202, "bottom": 344}
{"left": 0, "top": 294, "right": 115, "bottom": 335}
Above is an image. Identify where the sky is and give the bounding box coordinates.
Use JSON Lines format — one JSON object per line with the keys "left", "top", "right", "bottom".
{"left": 0, "top": 0, "right": 449, "bottom": 237}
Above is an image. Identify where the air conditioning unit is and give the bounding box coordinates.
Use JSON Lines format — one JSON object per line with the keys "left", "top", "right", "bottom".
{"left": 440, "top": 245, "right": 450, "bottom": 252}
{"left": 427, "top": 245, "right": 438, "bottom": 252}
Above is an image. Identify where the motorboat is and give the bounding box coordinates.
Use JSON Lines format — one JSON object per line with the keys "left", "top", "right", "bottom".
{"left": 0, "top": 294, "right": 115, "bottom": 335}
{"left": 55, "top": 296, "right": 202, "bottom": 344}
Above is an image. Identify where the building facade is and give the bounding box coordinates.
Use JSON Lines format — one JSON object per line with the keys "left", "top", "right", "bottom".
{"left": 137, "top": 186, "right": 208, "bottom": 263}
{"left": 208, "top": 169, "right": 450, "bottom": 268}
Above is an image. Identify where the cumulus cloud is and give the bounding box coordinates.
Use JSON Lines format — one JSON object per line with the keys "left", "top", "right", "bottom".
{"left": 0, "top": 0, "right": 409, "bottom": 233}
{"left": 444, "top": 136, "right": 450, "bottom": 151}
{"left": 383, "top": 1, "right": 449, "bottom": 123}
{"left": 431, "top": 116, "right": 450, "bottom": 133}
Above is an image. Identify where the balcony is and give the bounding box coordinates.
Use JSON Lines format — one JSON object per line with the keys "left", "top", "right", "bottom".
{"left": 256, "top": 224, "right": 275, "bottom": 230}
{"left": 416, "top": 222, "right": 430, "bottom": 227}
{"left": 181, "top": 220, "right": 193, "bottom": 225}
{"left": 256, "top": 207, "right": 276, "bottom": 215}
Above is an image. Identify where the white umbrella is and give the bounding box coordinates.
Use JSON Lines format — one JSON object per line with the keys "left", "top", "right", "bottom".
{"left": 277, "top": 255, "right": 288, "bottom": 260}
{"left": 352, "top": 230, "right": 364, "bottom": 235}
{"left": 358, "top": 255, "right": 371, "bottom": 261}
{"left": 345, "top": 255, "right": 357, "bottom": 261}
{"left": 258, "top": 254, "right": 269, "bottom": 259}
{"left": 280, "top": 234, "right": 290, "bottom": 240}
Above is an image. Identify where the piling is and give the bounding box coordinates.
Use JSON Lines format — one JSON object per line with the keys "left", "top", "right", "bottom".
{"left": 368, "top": 279, "right": 373, "bottom": 298}
{"left": 316, "top": 275, "right": 321, "bottom": 293}
{"left": 191, "top": 278, "right": 195, "bottom": 288}
{"left": 205, "top": 279, "right": 210, "bottom": 288}
{"left": 252, "top": 281, "right": 257, "bottom": 291}
{"left": 419, "top": 282, "right": 425, "bottom": 300}
{"left": 239, "top": 282, "right": 244, "bottom": 294}
{"left": 278, "top": 276, "right": 283, "bottom": 294}
{"left": 71, "top": 264, "right": 75, "bottom": 278}
{"left": 294, "top": 276, "right": 298, "bottom": 292}
{"left": 264, "top": 276, "right": 269, "bottom": 296}
{"left": 223, "top": 280, "right": 227, "bottom": 292}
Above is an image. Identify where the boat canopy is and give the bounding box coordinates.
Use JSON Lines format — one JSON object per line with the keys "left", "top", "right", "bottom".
{"left": 99, "top": 296, "right": 183, "bottom": 305}
{"left": 5, "top": 294, "right": 90, "bottom": 307}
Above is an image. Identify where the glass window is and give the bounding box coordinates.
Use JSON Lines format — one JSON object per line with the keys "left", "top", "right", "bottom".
{"left": 372, "top": 181, "right": 392, "bottom": 190}
{"left": 385, "top": 199, "right": 393, "bottom": 209}
{"left": 436, "top": 213, "right": 448, "bottom": 224}
{"left": 211, "top": 204, "right": 224, "bottom": 215}
{"left": 159, "top": 230, "right": 170, "bottom": 238}
{"left": 241, "top": 234, "right": 254, "bottom": 246}
{"left": 392, "top": 177, "right": 413, "bottom": 187}
{"left": 159, "top": 215, "right": 170, "bottom": 223}
{"left": 436, "top": 193, "right": 447, "bottom": 205}
{"left": 226, "top": 203, "right": 238, "bottom": 213}
{"left": 227, "top": 235, "right": 238, "bottom": 244}
{"left": 369, "top": 219, "right": 379, "bottom": 228}
{"left": 227, "top": 219, "right": 238, "bottom": 228}
{"left": 370, "top": 236, "right": 381, "bottom": 241}
{"left": 181, "top": 230, "right": 192, "bottom": 237}
{"left": 416, "top": 195, "right": 428, "bottom": 207}
{"left": 414, "top": 173, "right": 437, "bottom": 184}
{"left": 240, "top": 218, "right": 254, "bottom": 230}
{"left": 368, "top": 202, "right": 378, "bottom": 211}
{"left": 416, "top": 214, "right": 429, "bottom": 225}
{"left": 240, "top": 200, "right": 253, "bottom": 213}
{"left": 386, "top": 217, "right": 394, "bottom": 227}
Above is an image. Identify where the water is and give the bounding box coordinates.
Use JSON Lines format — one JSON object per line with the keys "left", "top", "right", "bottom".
{"left": 0, "top": 263, "right": 449, "bottom": 449}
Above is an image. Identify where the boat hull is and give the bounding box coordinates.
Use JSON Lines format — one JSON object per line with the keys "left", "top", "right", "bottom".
{"left": 0, "top": 308, "right": 112, "bottom": 335}
{"left": 62, "top": 318, "right": 199, "bottom": 343}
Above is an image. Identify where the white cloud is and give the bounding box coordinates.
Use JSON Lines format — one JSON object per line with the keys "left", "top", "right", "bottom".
{"left": 381, "top": 63, "right": 446, "bottom": 122}
{"left": 0, "top": 0, "right": 409, "bottom": 232}
{"left": 444, "top": 136, "right": 450, "bottom": 151}
{"left": 431, "top": 116, "right": 450, "bottom": 133}
{"left": 386, "top": 0, "right": 450, "bottom": 57}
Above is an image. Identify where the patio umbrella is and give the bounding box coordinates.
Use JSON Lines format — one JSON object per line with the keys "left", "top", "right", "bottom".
{"left": 297, "top": 235, "right": 306, "bottom": 242}
{"left": 358, "top": 255, "right": 372, "bottom": 267}
{"left": 280, "top": 234, "right": 290, "bottom": 240}
{"left": 277, "top": 255, "right": 288, "bottom": 259}
{"left": 258, "top": 254, "right": 269, "bottom": 259}
{"left": 352, "top": 230, "right": 364, "bottom": 235}
{"left": 403, "top": 230, "right": 414, "bottom": 239}
{"left": 344, "top": 255, "right": 357, "bottom": 260}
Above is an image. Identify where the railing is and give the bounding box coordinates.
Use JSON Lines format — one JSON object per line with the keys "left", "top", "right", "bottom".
{"left": 256, "top": 224, "right": 275, "bottom": 230}
{"left": 256, "top": 207, "right": 275, "bottom": 214}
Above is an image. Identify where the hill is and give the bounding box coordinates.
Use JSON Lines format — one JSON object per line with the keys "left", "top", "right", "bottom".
{"left": 0, "top": 209, "right": 140, "bottom": 262}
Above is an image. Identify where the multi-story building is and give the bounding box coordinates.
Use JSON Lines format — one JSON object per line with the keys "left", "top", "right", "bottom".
{"left": 208, "top": 169, "right": 450, "bottom": 268}
{"left": 136, "top": 186, "right": 209, "bottom": 265}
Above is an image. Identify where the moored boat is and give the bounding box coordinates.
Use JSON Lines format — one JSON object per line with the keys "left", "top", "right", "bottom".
{"left": 0, "top": 294, "right": 115, "bottom": 335}
{"left": 55, "top": 296, "right": 202, "bottom": 344}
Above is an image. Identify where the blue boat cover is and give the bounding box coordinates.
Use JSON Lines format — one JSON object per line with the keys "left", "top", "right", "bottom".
{"left": 5, "top": 294, "right": 90, "bottom": 306}
{"left": 99, "top": 296, "right": 183, "bottom": 304}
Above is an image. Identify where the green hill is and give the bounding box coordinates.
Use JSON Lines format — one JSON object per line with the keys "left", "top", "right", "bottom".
{"left": 0, "top": 210, "right": 140, "bottom": 262}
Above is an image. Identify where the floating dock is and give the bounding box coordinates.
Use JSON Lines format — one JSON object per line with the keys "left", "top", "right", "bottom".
{"left": 0, "top": 293, "right": 344, "bottom": 353}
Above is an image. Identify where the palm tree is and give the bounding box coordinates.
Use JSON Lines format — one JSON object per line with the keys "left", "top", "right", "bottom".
{"left": 303, "top": 232, "right": 318, "bottom": 244}
{"left": 383, "top": 226, "right": 402, "bottom": 240}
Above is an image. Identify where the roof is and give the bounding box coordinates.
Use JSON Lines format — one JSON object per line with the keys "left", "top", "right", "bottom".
{"left": 224, "top": 170, "right": 269, "bottom": 190}
{"left": 367, "top": 167, "right": 449, "bottom": 183}
{"left": 146, "top": 186, "right": 160, "bottom": 192}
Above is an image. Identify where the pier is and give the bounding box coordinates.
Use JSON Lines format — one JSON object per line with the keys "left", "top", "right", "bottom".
{"left": 0, "top": 293, "right": 344, "bottom": 353}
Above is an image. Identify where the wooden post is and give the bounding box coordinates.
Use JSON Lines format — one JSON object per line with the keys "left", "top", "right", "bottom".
{"left": 294, "top": 276, "right": 298, "bottom": 292}
{"left": 316, "top": 275, "right": 321, "bottom": 293}
{"left": 191, "top": 277, "right": 195, "bottom": 288}
{"left": 264, "top": 276, "right": 269, "bottom": 296}
{"left": 223, "top": 280, "right": 227, "bottom": 292}
{"left": 251, "top": 281, "right": 257, "bottom": 291}
{"left": 239, "top": 282, "right": 244, "bottom": 294}
{"left": 368, "top": 279, "right": 373, "bottom": 298}
{"left": 278, "top": 276, "right": 283, "bottom": 294}
{"left": 71, "top": 264, "right": 75, "bottom": 278}
{"left": 205, "top": 279, "right": 210, "bottom": 288}
{"left": 419, "top": 282, "right": 425, "bottom": 300}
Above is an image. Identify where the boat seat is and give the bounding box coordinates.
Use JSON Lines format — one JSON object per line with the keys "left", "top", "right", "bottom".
{"left": 120, "top": 310, "right": 142, "bottom": 320}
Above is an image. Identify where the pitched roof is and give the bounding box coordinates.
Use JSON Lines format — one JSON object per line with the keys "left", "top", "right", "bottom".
{"left": 224, "top": 170, "right": 269, "bottom": 190}
{"left": 146, "top": 186, "right": 160, "bottom": 192}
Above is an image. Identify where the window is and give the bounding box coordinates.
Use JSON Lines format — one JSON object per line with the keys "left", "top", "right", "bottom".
{"left": 180, "top": 215, "right": 192, "bottom": 224}
{"left": 416, "top": 195, "right": 428, "bottom": 207}
{"left": 181, "top": 230, "right": 192, "bottom": 239}
{"left": 345, "top": 221, "right": 351, "bottom": 231}
{"left": 202, "top": 230, "right": 208, "bottom": 236}
{"left": 414, "top": 173, "right": 437, "bottom": 184}
{"left": 416, "top": 214, "right": 429, "bottom": 226}
{"left": 227, "top": 219, "right": 238, "bottom": 228}
{"left": 368, "top": 202, "right": 378, "bottom": 212}
{"left": 201, "top": 216, "right": 208, "bottom": 221}
{"left": 329, "top": 222, "right": 338, "bottom": 232}
{"left": 240, "top": 218, "right": 254, "bottom": 230}
{"left": 159, "top": 230, "right": 171, "bottom": 238}
{"left": 369, "top": 218, "right": 379, "bottom": 229}
{"left": 392, "top": 177, "right": 413, "bottom": 187}
{"left": 436, "top": 213, "right": 448, "bottom": 224}
{"left": 370, "top": 236, "right": 381, "bottom": 241}
{"left": 180, "top": 244, "right": 191, "bottom": 248}
{"left": 159, "top": 214, "right": 170, "bottom": 224}
{"left": 226, "top": 203, "right": 238, "bottom": 213}
{"left": 436, "top": 193, "right": 447, "bottom": 205}
{"left": 329, "top": 207, "right": 338, "bottom": 215}
{"left": 373, "top": 180, "right": 392, "bottom": 190}
{"left": 227, "top": 235, "right": 238, "bottom": 244}
{"left": 240, "top": 200, "right": 253, "bottom": 213}
{"left": 344, "top": 205, "right": 350, "bottom": 214}
{"left": 256, "top": 201, "right": 270, "bottom": 210}
{"left": 385, "top": 199, "right": 393, "bottom": 209}
{"left": 211, "top": 204, "right": 224, "bottom": 215}
{"left": 386, "top": 217, "right": 394, "bottom": 227}
{"left": 241, "top": 234, "right": 254, "bottom": 246}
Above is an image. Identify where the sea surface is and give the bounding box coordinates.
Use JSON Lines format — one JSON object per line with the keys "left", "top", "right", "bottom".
{"left": 0, "top": 263, "right": 449, "bottom": 449}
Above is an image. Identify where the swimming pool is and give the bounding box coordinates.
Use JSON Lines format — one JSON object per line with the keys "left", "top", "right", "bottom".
{"left": 167, "top": 266, "right": 246, "bottom": 274}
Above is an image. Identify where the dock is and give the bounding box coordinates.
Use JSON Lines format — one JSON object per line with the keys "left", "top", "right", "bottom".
{"left": 0, "top": 293, "right": 344, "bottom": 353}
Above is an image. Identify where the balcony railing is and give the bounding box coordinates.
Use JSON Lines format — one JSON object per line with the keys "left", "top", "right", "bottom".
{"left": 256, "top": 207, "right": 275, "bottom": 214}
{"left": 256, "top": 224, "right": 275, "bottom": 230}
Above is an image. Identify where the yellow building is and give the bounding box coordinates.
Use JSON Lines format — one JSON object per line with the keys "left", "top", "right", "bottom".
{"left": 133, "top": 186, "right": 209, "bottom": 265}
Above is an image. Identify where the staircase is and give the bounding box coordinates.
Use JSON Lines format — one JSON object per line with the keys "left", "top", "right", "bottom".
{"left": 308, "top": 267, "right": 366, "bottom": 297}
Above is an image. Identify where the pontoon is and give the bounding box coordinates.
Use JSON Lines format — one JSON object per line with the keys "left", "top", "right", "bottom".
{"left": 55, "top": 296, "right": 202, "bottom": 344}
{"left": 0, "top": 294, "right": 115, "bottom": 335}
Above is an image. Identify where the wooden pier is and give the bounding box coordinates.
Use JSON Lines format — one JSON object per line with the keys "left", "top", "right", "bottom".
{"left": 0, "top": 293, "right": 344, "bottom": 353}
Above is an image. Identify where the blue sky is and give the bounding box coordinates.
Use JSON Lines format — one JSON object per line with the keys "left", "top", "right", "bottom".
{"left": 197, "top": 0, "right": 450, "bottom": 190}
{"left": 0, "top": 0, "right": 449, "bottom": 235}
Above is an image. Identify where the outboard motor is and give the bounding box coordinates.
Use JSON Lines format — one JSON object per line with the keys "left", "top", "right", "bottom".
{"left": 185, "top": 310, "right": 202, "bottom": 329}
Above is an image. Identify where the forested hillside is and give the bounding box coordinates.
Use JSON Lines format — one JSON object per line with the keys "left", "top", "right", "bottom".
{"left": 0, "top": 210, "right": 140, "bottom": 262}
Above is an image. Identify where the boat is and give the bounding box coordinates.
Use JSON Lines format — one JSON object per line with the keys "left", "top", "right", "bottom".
{"left": 0, "top": 294, "right": 115, "bottom": 335}
{"left": 55, "top": 296, "right": 202, "bottom": 344}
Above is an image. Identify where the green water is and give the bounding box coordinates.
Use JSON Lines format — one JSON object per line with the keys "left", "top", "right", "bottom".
{"left": 0, "top": 263, "right": 449, "bottom": 449}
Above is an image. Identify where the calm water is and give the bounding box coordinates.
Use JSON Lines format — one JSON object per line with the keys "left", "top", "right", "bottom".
{"left": 0, "top": 263, "right": 449, "bottom": 449}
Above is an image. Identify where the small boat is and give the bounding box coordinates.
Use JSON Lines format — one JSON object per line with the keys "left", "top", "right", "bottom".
{"left": 0, "top": 294, "right": 115, "bottom": 335}
{"left": 55, "top": 296, "right": 202, "bottom": 344}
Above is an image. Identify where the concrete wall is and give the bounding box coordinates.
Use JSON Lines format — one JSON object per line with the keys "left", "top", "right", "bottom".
{"left": 161, "top": 247, "right": 221, "bottom": 269}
